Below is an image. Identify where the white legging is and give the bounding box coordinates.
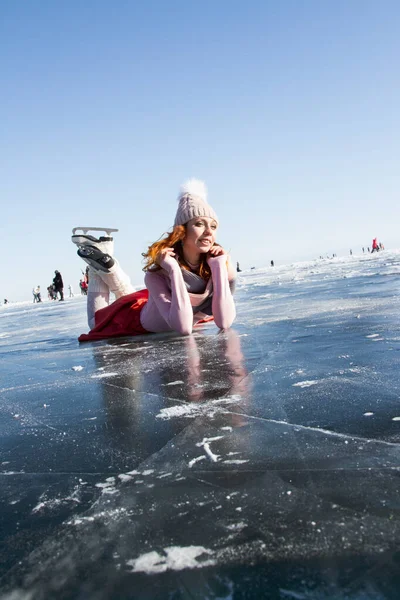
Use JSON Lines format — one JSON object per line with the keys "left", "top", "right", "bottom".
{"left": 86, "top": 262, "right": 135, "bottom": 329}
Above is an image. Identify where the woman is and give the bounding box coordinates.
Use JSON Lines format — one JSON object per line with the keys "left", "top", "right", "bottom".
{"left": 73, "top": 180, "right": 236, "bottom": 342}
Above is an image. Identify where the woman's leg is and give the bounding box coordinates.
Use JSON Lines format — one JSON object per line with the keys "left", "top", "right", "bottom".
{"left": 87, "top": 269, "right": 110, "bottom": 329}
{"left": 86, "top": 262, "right": 135, "bottom": 329}
{"left": 95, "top": 261, "right": 135, "bottom": 299}
{"left": 75, "top": 243, "right": 134, "bottom": 299}
{"left": 73, "top": 232, "right": 135, "bottom": 326}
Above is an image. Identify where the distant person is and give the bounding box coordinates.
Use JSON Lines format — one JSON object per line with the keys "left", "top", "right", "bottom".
{"left": 367, "top": 247, "right": 370, "bottom": 253}
{"left": 32, "top": 286, "right": 41, "bottom": 302}
{"left": 236, "top": 262, "right": 242, "bottom": 272}
{"left": 4, "top": 299, "right": 8, "bottom": 304}
{"left": 371, "top": 238, "right": 379, "bottom": 253}
{"left": 362, "top": 247, "right": 365, "bottom": 253}
{"left": 270, "top": 260, "right": 274, "bottom": 267}
{"left": 68, "top": 284, "right": 74, "bottom": 298}
{"left": 53, "top": 270, "right": 64, "bottom": 301}
{"left": 47, "top": 285, "right": 56, "bottom": 300}
{"left": 349, "top": 249, "right": 352, "bottom": 256}
{"left": 80, "top": 279, "right": 88, "bottom": 295}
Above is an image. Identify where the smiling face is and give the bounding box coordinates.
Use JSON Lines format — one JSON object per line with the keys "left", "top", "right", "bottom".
{"left": 183, "top": 216, "right": 218, "bottom": 259}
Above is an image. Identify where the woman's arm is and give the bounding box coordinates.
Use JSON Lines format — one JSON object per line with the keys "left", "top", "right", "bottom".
{"left": 208, "top": 253, "right": 236, "bottom": 329}
{"left": 143, "top": 256, "right": 194, "bottom": 335}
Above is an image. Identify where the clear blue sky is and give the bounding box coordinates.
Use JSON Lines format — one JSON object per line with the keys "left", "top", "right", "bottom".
{"left": 1, "top": 0, "right": 399, "bottom": 301}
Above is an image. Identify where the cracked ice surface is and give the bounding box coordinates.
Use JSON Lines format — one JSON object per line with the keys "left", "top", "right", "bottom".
{"left": 1, "top": 251, "right": 400, "bottom": 599}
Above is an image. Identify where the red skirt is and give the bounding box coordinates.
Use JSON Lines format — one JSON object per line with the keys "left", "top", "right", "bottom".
{"left": 78, "top": 290, "right": 149, "bottom": 342}
{"left": 78, "top": 289, "right": 214, "bottom": 342}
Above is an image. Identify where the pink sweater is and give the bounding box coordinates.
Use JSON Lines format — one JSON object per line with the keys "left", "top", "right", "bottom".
{"left": 139, "top": 254, "right": 236, "bottom": 335}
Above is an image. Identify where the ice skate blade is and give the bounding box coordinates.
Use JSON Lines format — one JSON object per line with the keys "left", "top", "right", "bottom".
{"left": 72, "top": 227, "right": 119, "bottom": 236}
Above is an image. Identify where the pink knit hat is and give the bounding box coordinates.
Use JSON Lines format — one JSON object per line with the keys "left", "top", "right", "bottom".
{"left": 174, "top": 179, "right": 219, "bottom": 227}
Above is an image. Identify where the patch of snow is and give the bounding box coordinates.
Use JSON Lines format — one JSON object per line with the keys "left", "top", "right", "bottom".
{"left": 292, "top": 380, "right": 318, "bottom": 388}
{"left": 91, "top": 372, "right": 119, "bottom": 379}
{"left": 203, "top": 443, "right": 219, "bottom": 462}
{"left": 196, "top": 436, "right": 224, "bottom": 447}
{"left": 226, "top": 522, "right": 247, "bottom": 531}
{"left": 118, "top": 474, "right": 133, "bottom": 482}
{"left": 127, "top": 546, "right": 215, "bottom": 574}
{"left": 156, "top": 405, "right": 198, "bottom": 420}
{"left": 188, "top": 456, "right": 207, "bottom": 468}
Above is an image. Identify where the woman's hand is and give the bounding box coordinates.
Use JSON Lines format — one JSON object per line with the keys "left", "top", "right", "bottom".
{"left": 207, "top": 245, "right": 227, "bottom": 263}
{"left": 156, "top": 247, "right": 177, "bottom": 269}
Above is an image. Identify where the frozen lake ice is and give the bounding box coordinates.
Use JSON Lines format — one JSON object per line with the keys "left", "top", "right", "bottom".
{"left": 1, "top": 251, "right": 400, "bottom": 599}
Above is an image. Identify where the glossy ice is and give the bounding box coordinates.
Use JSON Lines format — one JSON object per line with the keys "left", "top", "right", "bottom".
{"left": 1, "top": 251, "right": 400, "bottom": 599}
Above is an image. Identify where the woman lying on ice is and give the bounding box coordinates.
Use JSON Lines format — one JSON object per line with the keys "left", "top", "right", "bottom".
{"left": 73, "top": 179, "right": 236, "bottom": 342}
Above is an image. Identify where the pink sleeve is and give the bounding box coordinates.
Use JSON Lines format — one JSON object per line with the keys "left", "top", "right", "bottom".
{"left": 143, "top": 264, "right": 194, "bottom": 335}
{"left": 208, "top": 255, "right": 236, "bottom": 329}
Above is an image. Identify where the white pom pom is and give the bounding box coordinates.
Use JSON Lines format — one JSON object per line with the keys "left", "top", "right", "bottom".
{"left": 178, "top": 178, "right": 207, "bottom": 202}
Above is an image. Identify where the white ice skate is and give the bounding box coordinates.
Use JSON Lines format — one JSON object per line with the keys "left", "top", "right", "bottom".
{"left": 71, "top": 227, "right": 119, "bottom": 255}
